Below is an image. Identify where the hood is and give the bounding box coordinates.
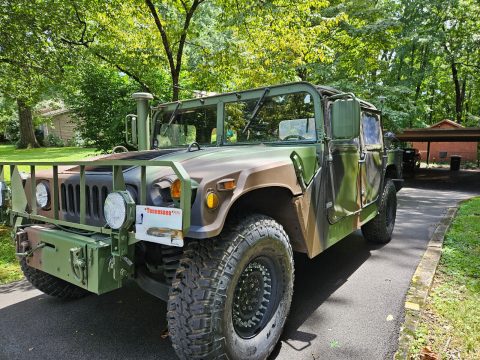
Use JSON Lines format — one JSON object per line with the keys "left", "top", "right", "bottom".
{"left": 63, "top": 144, "right": 317, "bottom": 189}
{"left": 152, "top": 144, "right": 318, "bottom": 185}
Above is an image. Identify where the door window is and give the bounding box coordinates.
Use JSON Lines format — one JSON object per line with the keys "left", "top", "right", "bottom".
{"left": 361, "top": 113, "right": 382, "bottom": 146}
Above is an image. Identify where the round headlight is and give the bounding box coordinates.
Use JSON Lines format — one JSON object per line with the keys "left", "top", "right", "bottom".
{"left": 104, "top": 192, "right": 128, "bottom": 230}
{"left": 36, "top": 182, "right": 50, "bottom": 209}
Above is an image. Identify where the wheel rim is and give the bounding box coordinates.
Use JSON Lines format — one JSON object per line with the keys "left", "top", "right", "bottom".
{"left": 232, "top": 257, "right": 277, "bottom": 339}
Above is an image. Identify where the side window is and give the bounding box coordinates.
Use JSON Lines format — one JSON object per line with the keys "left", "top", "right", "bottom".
{"left": 361, "top": 113, "right": 382, "bottom": 146}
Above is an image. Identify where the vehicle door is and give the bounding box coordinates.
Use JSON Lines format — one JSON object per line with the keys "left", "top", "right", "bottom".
{"left": 359, "top": 112, "right": 383, "bottom": 207}
{"left": 326, "top": 99, "right": 361, "bottom": 223}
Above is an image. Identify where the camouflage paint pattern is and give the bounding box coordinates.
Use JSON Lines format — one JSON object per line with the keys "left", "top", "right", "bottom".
{"left": 0, "top": 82, "right": 402, "bottom": 294}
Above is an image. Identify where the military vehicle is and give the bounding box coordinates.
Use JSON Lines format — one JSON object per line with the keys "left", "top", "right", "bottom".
{"left": 0, "top": 82, "right": 402, "bottom": 360}
{"left": 403, "top": 147, "right": 421, "bottom": 172}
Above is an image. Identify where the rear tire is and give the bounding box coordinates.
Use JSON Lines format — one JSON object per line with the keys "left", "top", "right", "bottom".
{"left": 362, "top": 180, "right": 397, "bottom": 244}
{"left": 167, "top": 215, "right": 294, "bottom": 360}
{"left": 20, "top": 258, "right": 89, "bottom": 299}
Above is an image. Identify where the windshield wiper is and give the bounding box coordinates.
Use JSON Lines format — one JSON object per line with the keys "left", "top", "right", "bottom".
{"left": 161, "top": 101, "right": 182, "bottom": 136}
{"left": 242, "top": 88, "right": 270, "bottom": 134}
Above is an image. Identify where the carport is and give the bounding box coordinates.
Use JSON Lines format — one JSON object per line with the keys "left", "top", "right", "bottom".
{"left": 396, "top": 127, "right": 480, "bottom": 166}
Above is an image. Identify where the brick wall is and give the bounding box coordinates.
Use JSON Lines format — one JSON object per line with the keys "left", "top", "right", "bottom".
{"left": 411, "top": 121, "right": 478, "bottom": 162}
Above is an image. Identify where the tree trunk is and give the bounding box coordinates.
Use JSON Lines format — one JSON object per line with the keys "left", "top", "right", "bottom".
{"left": 450, "top": 61, "right": 464, "bottom": 123}
{"left": 465, "top": 87, "right": 472, "bottom": 115}
{"left": 172, "top": 72, "right": 180, "bottom": 101}
{"left": 408, "top": 43, "right": 416, "bottom": 78}
{"left": 396, "top": 51, "right": 404, "bottom": 81}
{"left": 296, "top": 67, "right": 307, "bottom": 81}
{"left": 427, "top": 86, "right": 435, "bottom": 124}
{"left": 460, "top": 78, "right": 466, "bottom": 121}
{"left": 414, "top": 45, "right": 429, "bottom": 104}
{"left": 16, "top": 99, "right": 39, "bottom": 149}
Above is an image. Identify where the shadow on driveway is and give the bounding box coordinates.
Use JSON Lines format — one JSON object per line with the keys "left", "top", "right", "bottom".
{"left": 1, "top": 168, "right": 479, "bottom": 360}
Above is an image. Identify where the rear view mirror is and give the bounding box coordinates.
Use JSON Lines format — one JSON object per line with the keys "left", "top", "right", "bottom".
{"left": 330, "top": 98, "right": 361, "bottom": 140}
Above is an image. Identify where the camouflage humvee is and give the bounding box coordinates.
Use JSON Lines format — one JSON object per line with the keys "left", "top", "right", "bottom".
{"left": 0, "top": 82, "right": 402, "bottom": 360}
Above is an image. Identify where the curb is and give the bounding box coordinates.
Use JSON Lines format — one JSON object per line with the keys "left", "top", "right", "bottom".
{"left": 394, "top": 206, "right": 458, "bottom": 359}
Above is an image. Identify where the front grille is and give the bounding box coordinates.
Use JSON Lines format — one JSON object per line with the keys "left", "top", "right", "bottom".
{"left": 61, "top": 183, "right": 110, "bottom": 222}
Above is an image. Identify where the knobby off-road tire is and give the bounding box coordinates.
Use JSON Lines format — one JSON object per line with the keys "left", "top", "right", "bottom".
{"left": 362, "top": 179, "right": 397, "bottom": 244}
{"left": 167, "top": 215, "right": 294, "bottom": 360}
{"left": 20, "top": 258, "right": 89, "bottom": 299}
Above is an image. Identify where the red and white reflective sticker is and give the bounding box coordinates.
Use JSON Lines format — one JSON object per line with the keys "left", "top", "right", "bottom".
{"left": 135, "top": 206, "right": 183, "bottom": 247}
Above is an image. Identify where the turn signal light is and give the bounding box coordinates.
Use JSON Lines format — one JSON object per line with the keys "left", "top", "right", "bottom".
{"left": 205, "top": 191, "right": 219, "bottom": 210}
{"left": 170, "top": 179, "right": 181, "bottom": 200}
{"left": 217, "top": 178, "right": 236, "bottom": 191}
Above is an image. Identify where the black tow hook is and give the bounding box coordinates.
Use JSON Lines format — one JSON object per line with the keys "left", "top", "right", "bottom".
{"left": 15, "top": 242, "right": 46, "bottom": 258}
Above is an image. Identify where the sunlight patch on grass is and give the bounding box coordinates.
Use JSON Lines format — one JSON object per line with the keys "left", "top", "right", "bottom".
{"left": 0, "top": 145, "right": 99, "bottom": 182}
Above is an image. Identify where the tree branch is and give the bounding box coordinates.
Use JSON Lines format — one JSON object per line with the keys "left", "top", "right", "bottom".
{"left": 0, "top": 57, "right": 53, "bottom": 78}
{"left": 73, "top": 4, "right": 91, "bottom": 46}
{"left": 94, "top": 52, "right": 154, "bottom": 94}
{"left": 179, "top": 0, "right": 188, "bottom": 12}
{"left": 455, "top": 62, "right": 480, "bottom": 71}
{"left": 61, "top": 5, "right": 154, "bottom": 95}
{"left": 145, "top": 0, "right": 176, "bottom": 76}
{"left": 175, "top": 0, "right": 203, "bottom": 74}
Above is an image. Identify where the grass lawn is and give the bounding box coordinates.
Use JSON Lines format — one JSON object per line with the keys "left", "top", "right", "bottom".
{"left": 0, "top": 144, "right": 99, "bottom": 284}
{"left": 0, "top": 144, "right": 99, "bottom": 181}
{"left": 0, "top": 225, "right": 22, "bottom": 284}
{"left": 410, "top": 197, "right": 480, "bottom": 359}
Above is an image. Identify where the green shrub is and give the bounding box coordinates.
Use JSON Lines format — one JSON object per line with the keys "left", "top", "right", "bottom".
{"left": 64, "top": 65, "right": 139, "bottom": 152}
{"left": 44, "top": 134, "right": 64, "bottom": 147}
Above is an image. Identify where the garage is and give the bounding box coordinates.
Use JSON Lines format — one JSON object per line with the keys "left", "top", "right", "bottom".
{"left": 396, "top": 123, "right": 480, "bottom": 168}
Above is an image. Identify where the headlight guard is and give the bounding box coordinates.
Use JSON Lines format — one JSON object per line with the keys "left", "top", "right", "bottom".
{"left": 104, "top": 191, "right": 136, "bottom": 230}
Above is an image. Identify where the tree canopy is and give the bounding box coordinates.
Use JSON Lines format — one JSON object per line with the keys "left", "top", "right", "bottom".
{"left": 0, "top": 0, "right": 479, "bottom": 149}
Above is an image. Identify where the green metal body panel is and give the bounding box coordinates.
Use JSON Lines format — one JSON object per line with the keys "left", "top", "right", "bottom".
{"left": 326, "top": 202, "right": 378, "bottom": 248}
{"left": 0, "top": 159, "right": 191, "bottom": 294}
{"left": 0, "top": 82, "right": 401, "bottom": 296}
{"left": 25, "top": 226, "right": 121, "bottom": 294}
{"left": 330, "top": 98, "right": 361, "bottom": 139}
{"left": 328, "top": 142, "right": 360, "bottom": 222}
{"left": 0, "top": 159, "right": 192, "bottom": 234}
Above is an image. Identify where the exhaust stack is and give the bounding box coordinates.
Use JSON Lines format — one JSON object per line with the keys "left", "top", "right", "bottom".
{"left": 132, "top": 92, "right": 153, "bottom": 151}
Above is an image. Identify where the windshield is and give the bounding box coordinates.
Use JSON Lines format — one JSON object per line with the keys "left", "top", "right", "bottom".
{"left": 152, "top": 91, "right": 316, "bottom": 149}
{"left": 224, "top": 91, "right": 315, "bottom": 144}
{"left": 152, "top": 104, "right": 217, "bottom": 148}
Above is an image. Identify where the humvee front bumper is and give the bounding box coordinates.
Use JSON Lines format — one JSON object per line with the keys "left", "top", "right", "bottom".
{"left": 16, "top": 225, "right": 123, "bottom": 294}
{"left": 1, "top": 159, "right": 192, "bottom": 295}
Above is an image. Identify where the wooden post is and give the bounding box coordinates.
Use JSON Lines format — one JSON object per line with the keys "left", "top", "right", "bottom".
{"left": 426, "top": 141, "right": 431, "bottom": 166}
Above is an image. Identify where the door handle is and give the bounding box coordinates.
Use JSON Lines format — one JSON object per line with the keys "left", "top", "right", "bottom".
{"left": 358, "top": 150, "right": 367, "bottom": 164}
{"left": 359, "top": 151, "right": 367, "bottom": 163}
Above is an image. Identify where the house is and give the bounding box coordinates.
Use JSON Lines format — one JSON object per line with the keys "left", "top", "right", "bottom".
{"left": 39, "top": 108, "right": 77, "bottom": 143}
{"left": 411, "top": 120, "right": 478, "bottom": 163}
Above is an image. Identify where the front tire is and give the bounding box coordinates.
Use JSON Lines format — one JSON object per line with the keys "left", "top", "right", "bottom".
{"left": 167, "top": 215, "right": 294, "bottom": 360}
{"left": 20, "top": 258, "right": 89, "bottom": 299}
{"left": 362, "top": 179, "right": 397, "bottom": 244}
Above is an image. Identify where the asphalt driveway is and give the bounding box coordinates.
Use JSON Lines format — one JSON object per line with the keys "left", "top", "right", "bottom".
{"left": 1, "top": 168, "right": 479, "bottom": 360}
